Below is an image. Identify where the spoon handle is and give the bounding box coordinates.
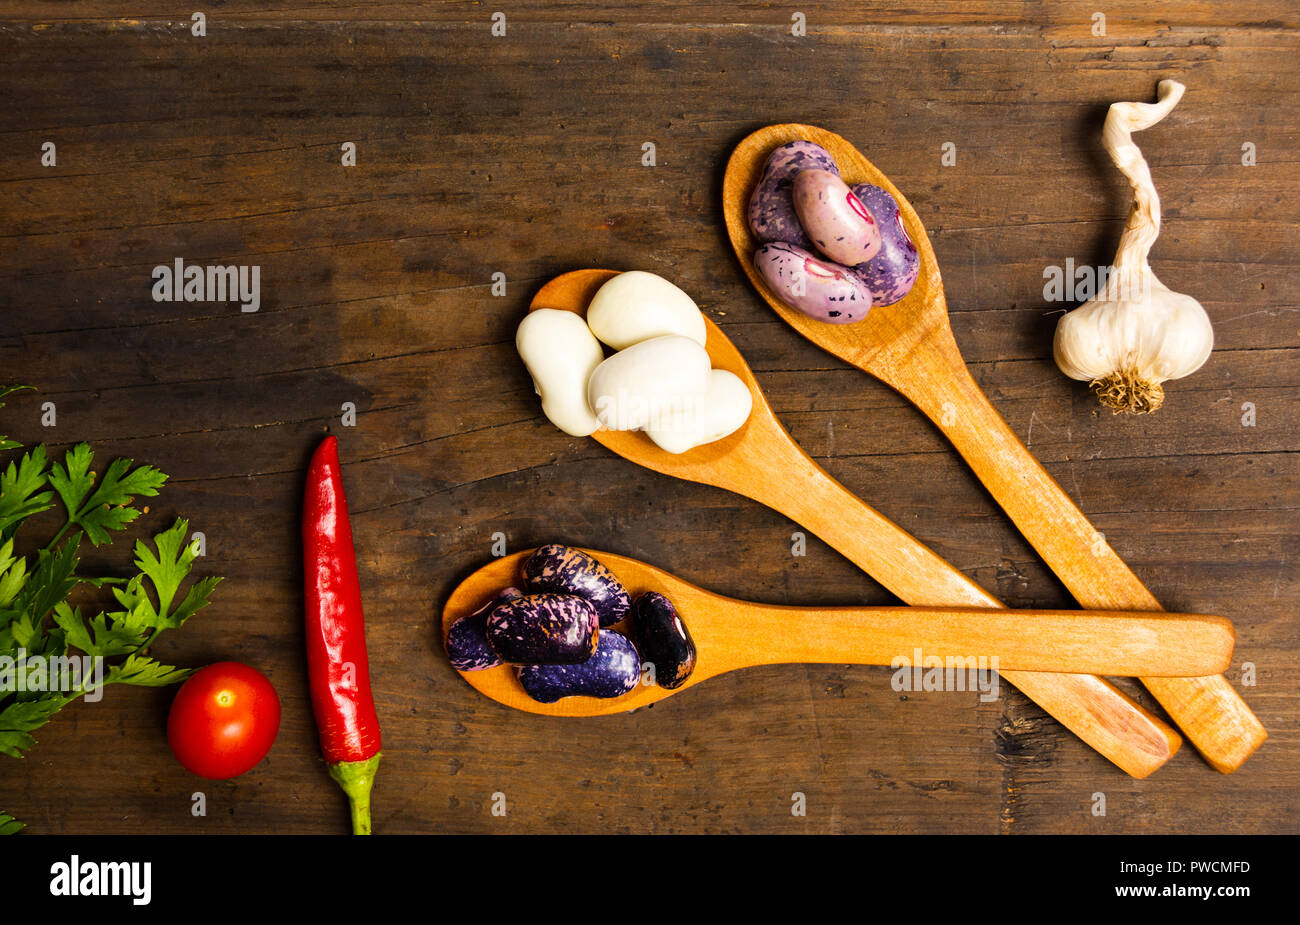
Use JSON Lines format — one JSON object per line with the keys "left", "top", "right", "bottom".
{"left": 712, "top": 604, "right": 1232, "bottom": 678}
{"left": 887, "top": 329, "right": 1265, "bottom": 773}
{"left": 731, "top": 416, "right": 1182, "bottom": 777}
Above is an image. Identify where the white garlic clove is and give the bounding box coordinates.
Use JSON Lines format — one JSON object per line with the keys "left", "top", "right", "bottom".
{"left": 586, "top": 271, "right": 708, "bottom": 350}
{"left": 646, "top": 369, "right": 754, "bottom": 454}
{"left": 1141, "top": 282, "right": 1215, "bottom": 381}
{"left": 516, "top": 309, "right": 605, "bottom": 436}
{"left": 587, "top": 335, "right": 712, "bottom": 432}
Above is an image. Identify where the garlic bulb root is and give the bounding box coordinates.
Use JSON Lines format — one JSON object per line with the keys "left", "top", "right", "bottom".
{"left": 1091, "top": 368, "right": 1164, "bottom": 414}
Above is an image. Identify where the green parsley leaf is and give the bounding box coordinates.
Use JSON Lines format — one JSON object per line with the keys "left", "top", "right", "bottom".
{"left": 0, "top": 446, "right": 54, "bottom": 540}
{"left": 0, "top": 697, "right": 70, "bottom": 731}
{"left": 49, "top": 445, "right": 168, "bottom": 547}
{"left": 0, "top": 387, "right": 220, "bottom": 828}
{"left": 52, "top": 603, "right": 147, "bottom": 658}
{"left": 0, "top": 541, "right": 30, "bottom": 608}
{"left": 46, "top": 443, "right": 95, "bottom": 525}
{"left": 0, "top": 732, "right": 35, "bottom": 759}
{"left": 112, "top": 519, "right": 221, "bottom": 631}
{"left": 0, "top": 386, "right": 32, "bottom": 454}
{"left": 0, "top": 696, "right": 72, "bottom": 757}
{"left": 16, "top": 540, "right": 81, "bottom": 632}
{"left": 105, "top": 654, "right": 191, "bottom": 688}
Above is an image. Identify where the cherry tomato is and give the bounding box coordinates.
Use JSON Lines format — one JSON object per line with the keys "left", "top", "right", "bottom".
{"left": 167, "top": 661, "right": 281, "bottom": 780}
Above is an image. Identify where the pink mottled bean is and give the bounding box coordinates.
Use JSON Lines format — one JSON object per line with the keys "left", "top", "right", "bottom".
{"left": 792, "top": 169, "right": 883, "bottom": 267}
{"left": 753, "top": 241, "right": 873, "bottom": 325}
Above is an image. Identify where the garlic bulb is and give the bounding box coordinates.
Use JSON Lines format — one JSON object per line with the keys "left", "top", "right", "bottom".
{"left": 1053, "top": 80, "right": 1214, "bottom": 413}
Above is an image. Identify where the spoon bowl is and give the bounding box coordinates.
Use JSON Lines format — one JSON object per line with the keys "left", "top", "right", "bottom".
{"left": 722, "top": 123, "right": 951, "bottom": 382}
{"left": 530, "top": 269, "right": 762, "bottom": 485}
{"left": 443, "top": 549, "right": 1233, "bottom": 718}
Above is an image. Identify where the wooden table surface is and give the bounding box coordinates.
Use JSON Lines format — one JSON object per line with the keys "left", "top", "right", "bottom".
{"left": 2, "top": 2, "right": 1296, "bottom": 835}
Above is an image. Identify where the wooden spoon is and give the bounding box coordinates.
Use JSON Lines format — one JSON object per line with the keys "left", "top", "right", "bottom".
{"left": 721, "top": 123, "right": 1266, "bottom": 773}
{"left": 444, "top": 550, "right": 1233, "bottom": 717}
{"left": 528, "top": 269, "right": 1181, "bottom": 777}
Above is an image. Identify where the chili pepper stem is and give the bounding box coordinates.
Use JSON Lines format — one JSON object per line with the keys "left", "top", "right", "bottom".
{"left": 327, "top": 753, "right": 382, "bottom": 835}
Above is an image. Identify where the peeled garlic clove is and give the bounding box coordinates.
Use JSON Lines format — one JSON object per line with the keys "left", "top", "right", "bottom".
{"left": 587, "top": 335, "right": 711, "bottom": 431}
{"left": 586, "top": 271, "right": 707, "bottom": 350}
{"left": 1052, "top": 79, "right": 1214, "bottom": 414}
{"left": 516, "top": 309, "right": 605, "bottom": 436}
{"left": 646, "top": 369, "right": 753, "bottom": 454}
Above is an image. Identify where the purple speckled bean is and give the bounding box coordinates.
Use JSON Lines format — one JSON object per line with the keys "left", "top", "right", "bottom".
{"left": 754, "top": 241, "right": 873, "bottom": 324}
{"left": 518, "top": 631, "right": 641, "bottom": 703}
{"left": 747, "top": 141, "right": 839, "bottom": 248}
{"left": 445, "top": 587, "right": 522, "bottom": 671}
{"left": 849, "top": 183, "right": 920, "bottom": 306}
{"left": 486, "top": 593, "right": 600, "bottom": 664}
{"left": 523, "top": 544, "right": 631, "bottom": 627}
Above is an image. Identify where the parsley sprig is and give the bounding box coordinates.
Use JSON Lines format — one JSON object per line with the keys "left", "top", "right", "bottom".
{"left": 0, "top": 387, "right": 222, "bottom": 829}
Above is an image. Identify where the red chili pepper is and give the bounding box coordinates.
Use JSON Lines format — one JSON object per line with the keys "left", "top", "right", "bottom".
{"left": 303, "top": 436, "right": 382, "bottom": 835}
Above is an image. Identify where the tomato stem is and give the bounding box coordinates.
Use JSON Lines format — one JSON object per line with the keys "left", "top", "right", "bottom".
{"left": 328, "top": 753, "right": 382, "bottom": 835}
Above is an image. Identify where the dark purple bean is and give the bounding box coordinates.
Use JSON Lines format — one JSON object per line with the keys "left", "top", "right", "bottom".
{"left": 631, "top": 592, "right": 696, "bottom": 690}
{"left": 486, "top": 593, "right": 599, "bottom": 664}
{"left": 849, "top": 183, "right": 920, "bottom": 306}
{"left": 747, "top": 141, "right": 839, "bottom": 248}
{"left": 445, "top": 587, "right": 522, "bottom": 671}
{"left": 518, "top": 631, "right": 641, "bottom": 703}
{"left": 523, "top": 544, "right": 631, "bottom": 627}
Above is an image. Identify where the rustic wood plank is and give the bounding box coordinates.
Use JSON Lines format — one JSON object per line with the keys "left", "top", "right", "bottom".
{"left": 0, "top": 4, "right": 1295, "bottom": 833}
{"left": 3, "top": 2, "right": 1298, "bottom": 29}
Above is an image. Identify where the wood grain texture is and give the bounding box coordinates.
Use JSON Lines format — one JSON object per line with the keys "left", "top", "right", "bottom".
{"left": 722, "top": 123, "right": 1266, "bottom": 771}
{"left": 0, "top": 2, "right": 1295, "bottom": 833}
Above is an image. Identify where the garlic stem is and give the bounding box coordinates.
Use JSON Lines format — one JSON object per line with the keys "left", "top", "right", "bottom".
{"left": 1104, "top": 79, "right": 1184, "bottom": 286}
